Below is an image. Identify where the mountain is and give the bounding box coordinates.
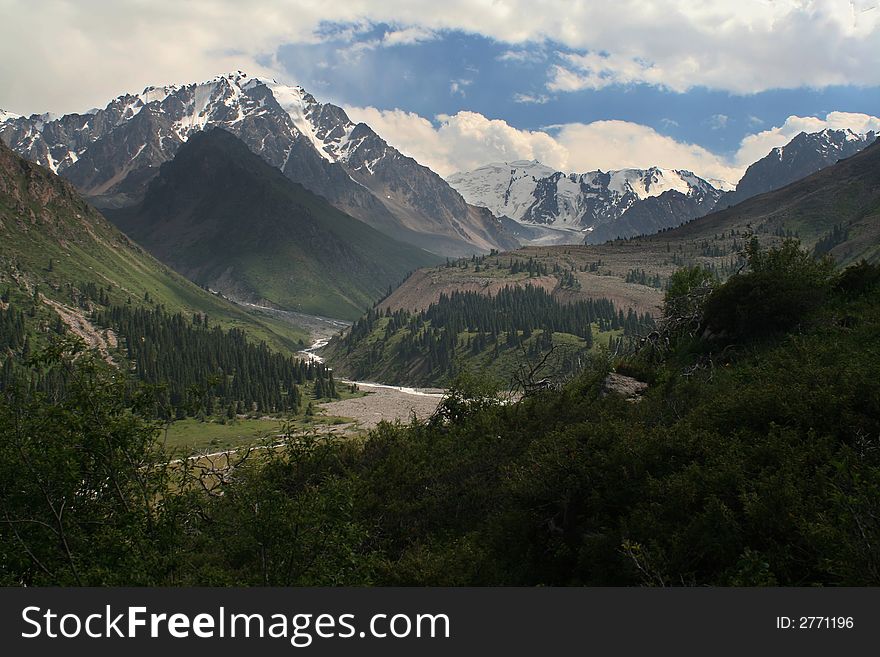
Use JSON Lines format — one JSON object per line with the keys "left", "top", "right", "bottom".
{"left": 0, "top": 139, "right": 308, "bottom": 354}
{"left": 674, "top": 136, "right": 880, "bottom": 264}
{"left": 721, "top": 128, "right": 876, "bottom": 208}
{"left": 322, "top": 284, "right": 653, "bottom": 387}
{"left": 448, "top": 128, "right": 877, "bottom": 247}
{"left": 0, "top": 72, "right": 517, "bottom": 257}
{"left": 106, "top": 128, "right": 439, "bottom": 321}
{"left": 447, "top": 161, "right": 730, "bottom": 245}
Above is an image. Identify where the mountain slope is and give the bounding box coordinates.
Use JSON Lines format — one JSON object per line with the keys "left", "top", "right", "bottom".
{"left": 267, "top": 83, "right": 520, "bottom": 256}
{"left": 379, "top": 138, "right": 880, "bottom": 320}
{"left": 668, "top": 137, "right": 880, "bottom": 262}
{"left": 447, "top": 161, "right": 729, "bottom": 245}
{"left": 107, "top": 129, "right": 439, "bottom": 320}
{"left": 323, "top": 283, "right": 654, "bottom": 387}
{"left": 1, "top": 73, "right": 516, "bottom": 256}
{"left": 0, "top": 139, "right": 308, "bottom": 353}
{"left": 721, "top": 128, "right": 876, "bottom": 208}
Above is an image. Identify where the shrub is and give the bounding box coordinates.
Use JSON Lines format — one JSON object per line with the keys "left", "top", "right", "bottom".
{"left": 835, "top": 259, "right": 880, "bottom": 297}
{"left": 663, "top": 265, "right": 716, "bottom": 319}
{"left": 702, "top": 239, "right": 833, "bottom": 342}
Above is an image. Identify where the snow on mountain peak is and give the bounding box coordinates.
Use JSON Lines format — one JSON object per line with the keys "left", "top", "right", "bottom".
{"left": 446, "top": 160, "right": 562, "bottom": 220}
{"left": 256, "top": 78, "right": 335, "bottom": 161}
{"left": 705, "top": 177, "right": 736, "bottom": 192}
{"left": 607, "top": 167, "right": 704, "bottom": 200}
{"left": 0, "top": 109, "right": 22, "bottom": 123}
{"left": 138, "top": 85, "right": 177, "bottom": 105}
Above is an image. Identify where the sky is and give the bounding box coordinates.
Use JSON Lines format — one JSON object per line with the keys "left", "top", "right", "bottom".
{"left": 2, "top": 0, "right": 880, "bottom": 184}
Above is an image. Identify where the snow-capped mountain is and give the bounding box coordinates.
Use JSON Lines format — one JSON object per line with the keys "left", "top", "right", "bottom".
{"left": 720, "top": 128, "right": 877, "bottom": 208}
{"left": 448, "top": 161, "right": 731, "bottom": 244}
{"left": 0, "top": 72, "right": 516, "bottom": 256}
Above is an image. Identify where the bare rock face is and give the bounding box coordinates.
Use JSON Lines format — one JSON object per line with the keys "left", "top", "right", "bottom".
{"left": 719, "top": 128, "right": 876, "bottom": 208}
{"left": 602, "top": 372, "right": 648, "bottom": 401}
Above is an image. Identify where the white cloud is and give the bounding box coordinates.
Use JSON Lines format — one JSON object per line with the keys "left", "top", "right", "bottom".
{"left": 345, "top": 106, "right": 880, "bottom": 185}
{"left": 708, "top": 114, "right": 729, "bottom": 130}
{"left": 497, "top": 48, "right": 546, "bottom": 64}
{"left": 345, "top": 106, "right": 738, "bottom": 181}
{"left": 548, "top": 53, "right": 668, "bottom": 91}
{"left": 552, "top": 121, "right": 742, "bottom": 182}
{"left": 538, "top": 1, "right": 880, "bottom": 94}
{"left": 344, "top": 106, "right": 568, "bottom": 177}
{"left": 382, "top": 26, "right": 437, "bottom": 46}
{"left": 513, "top": 93, "right": 550, "bottom": 104}
{"left": 449, "top": 79, "right": 473, "bottom": 96}
{"left": 2, "top": 1, "right": 880, "bottom": 114}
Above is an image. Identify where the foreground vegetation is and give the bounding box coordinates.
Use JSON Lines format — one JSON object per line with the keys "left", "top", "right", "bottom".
{"left": 1, "top": 241, "right": 879, "bottom": 586}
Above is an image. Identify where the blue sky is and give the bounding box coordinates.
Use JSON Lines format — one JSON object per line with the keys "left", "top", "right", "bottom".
{"left": 274, "top": 25, "right": 880, "bottom": 161}
{"left": 3, "top": 1, "right": 880, "bottom": 183}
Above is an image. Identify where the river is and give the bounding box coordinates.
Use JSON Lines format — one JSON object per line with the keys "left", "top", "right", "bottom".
{"left": 239, "top": 302, "right": 446, "bottom": 424}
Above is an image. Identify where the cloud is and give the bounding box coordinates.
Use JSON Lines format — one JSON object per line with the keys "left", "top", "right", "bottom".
{"left": 382, "top": 26, "right": 437, "bottom": 46}
{"left": 707, "top": 114, "right": 729, "bottom": 130}
{"left": 2, "top": 1, "right": 880, "bottom": 114}
{"left": 548, "top": 53, "right": 667, "bottom": 91}
{"left": 345, "top": 105, "right": 738, "bottom": 181}
{"left": 513, "top": 93, "right": 550, "bottom": 104}
{"left": 539, "top": 2, "right": 880, "bottom": 94}
{"left": 497, "top": 48, "right": 546, "bottom": 64}
{"left": 551, "top": 121, "right": 742, "bottom": 182}
{"left": 344, "top": 106, "right": 568, "bottom": 176}
{"left": 449, "top": 79, "right": 473, "bottom": 96}
{"left": 345, "top": 106, "right": 880, "bottom": 185}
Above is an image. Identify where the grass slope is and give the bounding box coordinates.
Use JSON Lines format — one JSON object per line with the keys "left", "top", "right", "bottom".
{"left": 0, "top": 140, "right": 308, "bottom": 353}
{"left": 380, "top": 139, "right": 880, "bottom": 317}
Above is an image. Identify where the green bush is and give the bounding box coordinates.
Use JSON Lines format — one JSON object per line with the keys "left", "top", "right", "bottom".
{"left": 702, "top": 239, "right": 833, "bottom": 342}
{"left": 663, "top": 264, "right": 716, "bottom": 319}
{"left": 835, "top": 259, "right": 880, "bottom": 297}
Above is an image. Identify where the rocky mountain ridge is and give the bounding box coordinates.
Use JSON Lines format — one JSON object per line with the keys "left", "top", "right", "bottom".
{"left": 0, "top": 72, "right": 516, "bottom": 256}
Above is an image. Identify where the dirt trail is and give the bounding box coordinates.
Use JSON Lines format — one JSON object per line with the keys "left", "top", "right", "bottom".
{"left": 41, "top": 295, "right": 118, "bottom": 363}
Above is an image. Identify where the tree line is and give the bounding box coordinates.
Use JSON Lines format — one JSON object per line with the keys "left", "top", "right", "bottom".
{"left": 93, "top": 304, "right": 338, "bottom": 418}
